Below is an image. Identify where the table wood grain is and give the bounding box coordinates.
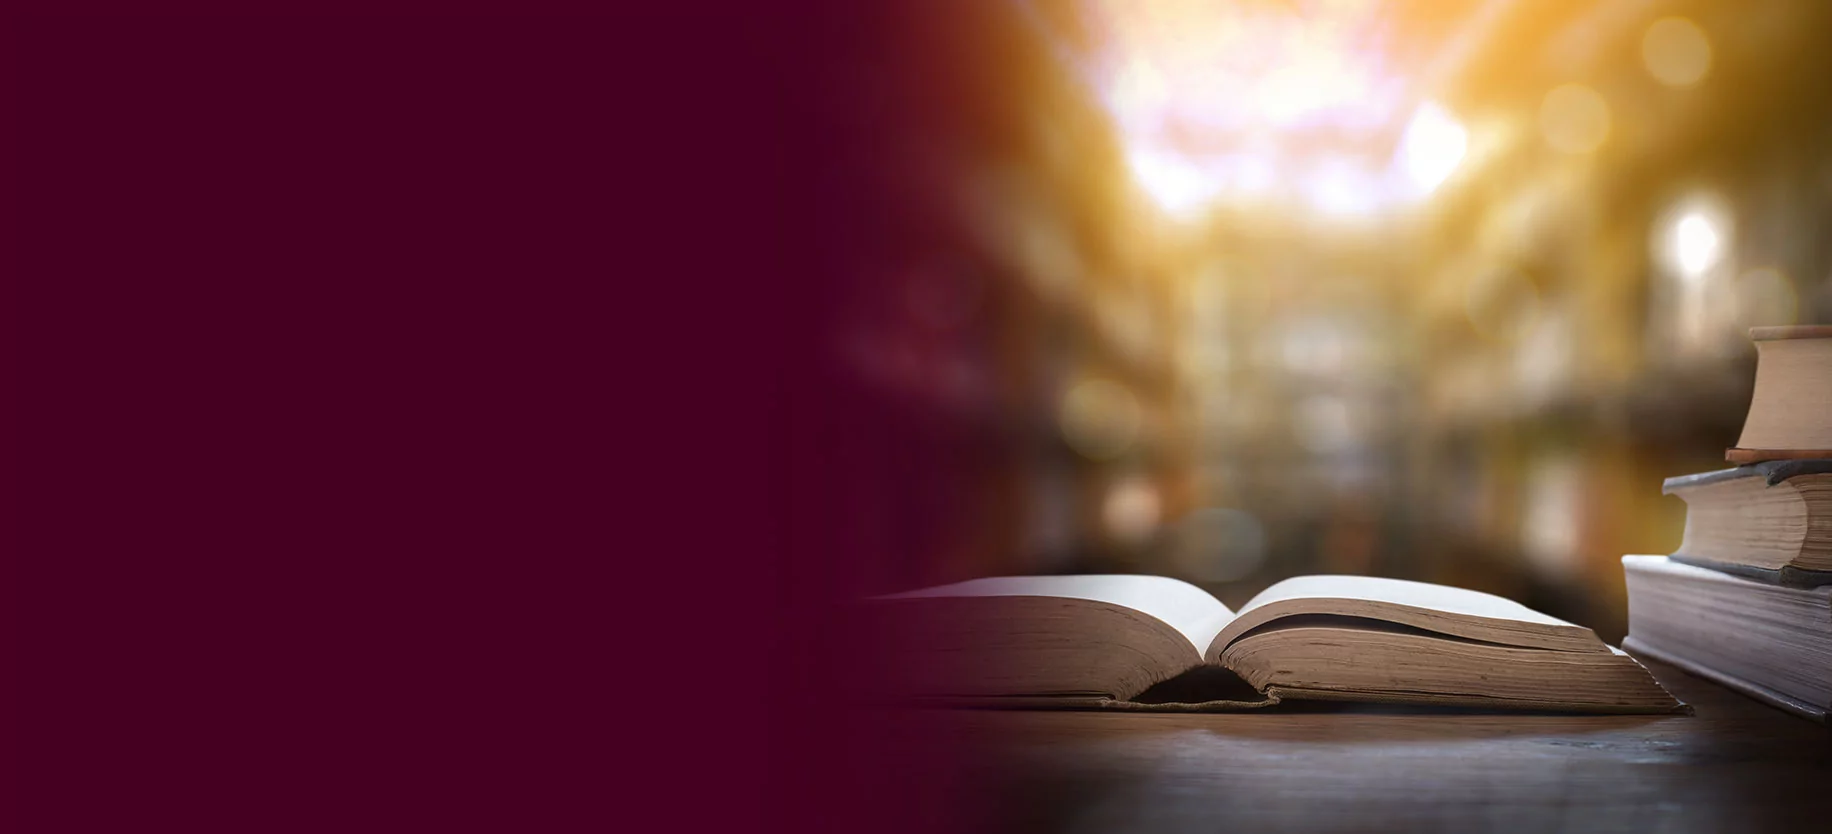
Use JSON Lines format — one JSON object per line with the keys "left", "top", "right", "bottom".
{"left": 863, "top": 660, "right": 1832, "bottom": 833}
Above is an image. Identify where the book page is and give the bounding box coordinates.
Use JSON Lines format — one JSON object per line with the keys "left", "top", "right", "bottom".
{"left": 1206, "top": 574, "right": 1601, "bottom": 660}
{"left": 1237, "top": 575, "right": 1574, "bottom": 627}
{"left": 884, "top": 575, "right": 1234, "bottom": 654}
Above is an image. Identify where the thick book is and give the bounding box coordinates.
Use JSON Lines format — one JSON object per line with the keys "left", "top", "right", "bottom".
{"left": 1726, "top": 325, "right": 1832, "bottom": 463}
{"left": 1662, "top": 460, "right": 1832, "bottom": 587}
{"left": 870, "top": 574, "right": 1682, "bottom": 713}
{"left": 1623, "top": 555, "right": 1832, "bottom": 722}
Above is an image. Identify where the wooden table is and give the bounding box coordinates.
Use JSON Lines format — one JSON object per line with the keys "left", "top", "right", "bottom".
{"left": 870, "top": 660, "right": 1832, "bottom": 833}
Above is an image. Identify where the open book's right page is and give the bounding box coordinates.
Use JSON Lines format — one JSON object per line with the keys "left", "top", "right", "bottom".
{"left": 1201, "top": 574, "right": 1680, "bottom": 712}
{"left": 1205, "top": 575, "right": 1604, "bottom": 661}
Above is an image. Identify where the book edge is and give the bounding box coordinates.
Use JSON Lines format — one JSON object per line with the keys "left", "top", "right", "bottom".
{"left": 1749, "top": 324, "right": 1832, "bottom": 341}
{"left": 1261, "top": 685, "right": 1686, "bottom": 715}
{"left": 1622, "top": 636, "right": 1827, "bottom": 722}
{"left": 1664, "top": 552, "right": 1832, "bottom": 588}
{"left": 1662, "top": 459, "right": 1832, "bottom": 493}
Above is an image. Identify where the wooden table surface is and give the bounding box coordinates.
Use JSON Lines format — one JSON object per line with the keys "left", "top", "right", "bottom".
{"left": 871, "top": 660, "right": 1832, "bottom": 833}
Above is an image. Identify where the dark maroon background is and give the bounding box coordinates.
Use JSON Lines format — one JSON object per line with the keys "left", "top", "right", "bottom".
{"left": 6, "top": 5, "right": 958, "bottom": 831}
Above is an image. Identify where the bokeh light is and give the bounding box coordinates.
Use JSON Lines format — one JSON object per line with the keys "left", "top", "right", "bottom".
{"left": 1642, "top": 17, "right": 1712, "bottom": 88}
{"left": 1103, "top": 475, "right": 1162, "bottom": 544}
{"left": 1539, "top": 84, "right": 1611, "bottom": 154}
{"left": 1648, "top": 195, "right": 1737, "bottom": 354}
{"left": 1059, "top": 379, "right": 1141, "bottom": 461}
{"left": 1653, "top": 196, "right": 1732, "bottom": 282}
{"left": 1673, "top": 213, "right": 1723, "bottom": 279}
{"left": 1522, "top": 458, "right": 1583, "bottom": 579}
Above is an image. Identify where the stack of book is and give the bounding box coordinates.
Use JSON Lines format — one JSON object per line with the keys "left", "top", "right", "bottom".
{"left": 1624, "top": 325, "right": 1832, "bottom": 721}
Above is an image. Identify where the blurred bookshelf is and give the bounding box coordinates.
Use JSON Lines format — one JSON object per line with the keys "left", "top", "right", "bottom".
{"left": 824, "top": 0, "right": 1832, "bottom": 640}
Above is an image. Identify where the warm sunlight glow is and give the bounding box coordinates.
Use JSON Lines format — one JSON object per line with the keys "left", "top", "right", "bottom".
{"left": 1652, "top": 195, "right": 1733, "bottom": 287}
{"left": 1087, "top": 0, "right": 1409, "bottom": 216}
{"left": 1673, "top": 212, "right": 1722, "bottom": 279}
{"left": 1125, "top": 146, "right": 1224, "bottom": 219}
{"left": 1092, "top": 0, "right": 1391, "bottom": 134}
{"left": 1400, "top": 101, "right": 1468, "bottom": 194}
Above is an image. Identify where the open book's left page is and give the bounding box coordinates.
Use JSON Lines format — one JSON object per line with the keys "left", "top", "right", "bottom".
{"left": 884, "top": 575, "right": 1235, "bottom": 653}
{"left": 870, "top": 575, "right": 1236, "bottom": 703}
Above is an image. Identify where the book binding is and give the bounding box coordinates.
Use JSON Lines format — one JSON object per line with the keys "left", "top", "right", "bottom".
{"left": 1662, "top": 459, "right": 1832, "bottom": 493}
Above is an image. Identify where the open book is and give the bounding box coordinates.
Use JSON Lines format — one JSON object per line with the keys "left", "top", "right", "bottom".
{"left": 873, "top": 574, "right": 1682, "bottom": 713}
